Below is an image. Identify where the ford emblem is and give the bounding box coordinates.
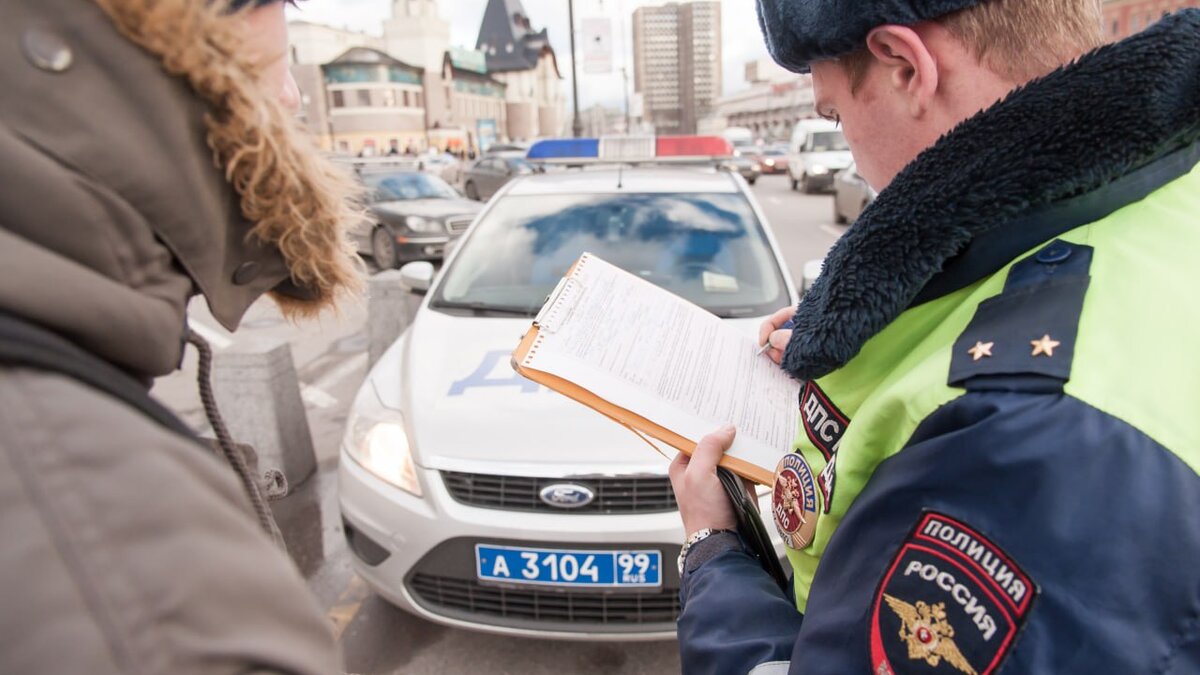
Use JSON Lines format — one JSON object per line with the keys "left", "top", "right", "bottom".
{"left": 539, "top": 483, "right": 595, "bottom": 509}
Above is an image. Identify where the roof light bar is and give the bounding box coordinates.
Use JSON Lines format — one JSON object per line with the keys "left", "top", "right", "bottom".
{"left": 526, "top": 135, "right": 733, "bottom": 164}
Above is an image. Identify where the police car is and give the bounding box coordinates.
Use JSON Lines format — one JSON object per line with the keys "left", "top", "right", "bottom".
{"left": 338, "top": 136, "right": 797, "bottom": 640}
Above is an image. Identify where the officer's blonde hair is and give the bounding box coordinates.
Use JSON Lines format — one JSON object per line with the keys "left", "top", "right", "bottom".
{"left": 842, "top": 0, "right": 1104, "bottom": 87}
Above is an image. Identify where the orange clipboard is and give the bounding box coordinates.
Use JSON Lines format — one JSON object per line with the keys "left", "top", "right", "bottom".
{"left": 510, "top": 258, "right": 775, "bottom": 486}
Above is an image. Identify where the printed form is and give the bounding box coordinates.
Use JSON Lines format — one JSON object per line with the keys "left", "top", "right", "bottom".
{"left": 523, "top": 254, "right": 800, "bottom": 473}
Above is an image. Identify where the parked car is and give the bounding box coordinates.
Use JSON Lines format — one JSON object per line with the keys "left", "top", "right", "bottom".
{"left": 720, "top": 155, "right": 762, "bottom": 184}
{"left": 787, "top": 118, "right": 853, "bottom": 193}
{"left": 351, "top": 169, "right": 482, "bottom": 269}
{"left": 833, "top": 162, "right": 877, "bottom": 224}
{"left": 338, "top": 153, "right": 796, "bottom": 640}
{"left": 419, "top": 152, "right": 464, "bottom": 186}
{"left": 462, "top": 156, "right": 539, "bottom": 201}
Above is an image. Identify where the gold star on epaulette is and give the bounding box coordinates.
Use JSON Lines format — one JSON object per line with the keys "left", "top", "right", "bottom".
{"left": 967, "top": 341, "right": 994, "bottom": 362}
{"left": 1030, "top": 335, "right": 1061, "bottom": 357}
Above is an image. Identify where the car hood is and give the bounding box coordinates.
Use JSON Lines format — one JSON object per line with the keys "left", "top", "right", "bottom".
{"left": 804, "top": 151, "right": 853, "bottom": 170}
{"left": 368, "top": 307, "right": 768, "bottom": 475}
{"left": 371, "top": 198, "right": 482, "bottom": 222}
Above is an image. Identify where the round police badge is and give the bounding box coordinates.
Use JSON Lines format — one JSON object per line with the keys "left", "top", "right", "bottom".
{"left": 772, "top": 452, "right": 819, "bottom": 550}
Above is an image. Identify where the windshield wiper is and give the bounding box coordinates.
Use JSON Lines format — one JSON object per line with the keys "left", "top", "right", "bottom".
{"left": 430, "top": 300, "right": 537, "bottom": 317}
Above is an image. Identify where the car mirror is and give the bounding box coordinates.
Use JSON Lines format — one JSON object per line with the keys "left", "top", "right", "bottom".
{"left": 399, "top": 261, "right": 435, "bottom": 294}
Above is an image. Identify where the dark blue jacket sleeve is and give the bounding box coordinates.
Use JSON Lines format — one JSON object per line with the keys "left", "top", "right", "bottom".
{"left": 677, "top": 539, "right": 803, "bottom": 675}
{"left": 678, "top": 390, "right": 1200, "bottom": 674}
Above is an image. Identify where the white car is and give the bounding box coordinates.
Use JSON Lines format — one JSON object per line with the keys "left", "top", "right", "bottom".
{"left": 787, "top": 118, "right": 853, "bottom": 194}
{"left": 338, "top": 155, "right": 798, "bottom": 640}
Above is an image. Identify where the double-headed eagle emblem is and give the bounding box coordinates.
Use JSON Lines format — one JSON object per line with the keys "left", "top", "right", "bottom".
{"left": 883, "top": 595, "right": 977, "bottom": 675}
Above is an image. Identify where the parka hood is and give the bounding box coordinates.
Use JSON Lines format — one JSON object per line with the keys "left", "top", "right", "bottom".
{"left": 0, "top": 0, "right": 362, "bottom": 379}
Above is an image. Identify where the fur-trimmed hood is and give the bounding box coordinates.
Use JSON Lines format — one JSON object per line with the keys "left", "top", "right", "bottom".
{"left": 0, "top": 0, "right": 362, "bottom": 379}
{"left": 783, "top": 10, "right": 1200, "bottom": 381}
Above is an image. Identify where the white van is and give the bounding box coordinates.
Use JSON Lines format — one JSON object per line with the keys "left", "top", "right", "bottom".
{"left": 787, "top": 118, "right": 853, "bottom": 194}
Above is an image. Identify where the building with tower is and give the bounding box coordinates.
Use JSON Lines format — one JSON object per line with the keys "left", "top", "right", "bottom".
{"left": 474, "top": 0, "right": 566, "bottom": 140}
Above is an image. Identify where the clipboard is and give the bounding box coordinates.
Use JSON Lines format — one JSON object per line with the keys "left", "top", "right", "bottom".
{"left": 511, "top": 255, "right": 776, "bottom": 486}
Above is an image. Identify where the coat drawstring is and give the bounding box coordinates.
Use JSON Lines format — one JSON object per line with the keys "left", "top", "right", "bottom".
{"left": 186, "top": 329, "right": 285, "bottom": 548}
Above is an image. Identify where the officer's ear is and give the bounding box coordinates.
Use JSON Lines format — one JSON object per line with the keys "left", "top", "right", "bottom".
{"left": 864, "top": 25, "right": 939, "bottom": 120}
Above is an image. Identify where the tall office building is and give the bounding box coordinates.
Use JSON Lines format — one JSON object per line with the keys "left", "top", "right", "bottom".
{"left": 632, "top": 1, "right": 721, "bottom": 135}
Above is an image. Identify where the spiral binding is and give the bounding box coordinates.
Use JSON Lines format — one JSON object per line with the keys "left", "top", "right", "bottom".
{"left": 525, "top": 254, "right": 591, "bottom": 367}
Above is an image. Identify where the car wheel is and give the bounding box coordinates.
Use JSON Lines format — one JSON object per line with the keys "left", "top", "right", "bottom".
{"left": 790, "top": 176, "right": 799, "bottom": 191}
{"left": 748, "top": 177, "right": 757, "bottom": 185}
{"left": 371, "top": 227, "right": 399, "bottom": 270}
{"left": 465, "top": 181, "right": 479, "bottom": 201}
{"left": 801, "top": 173, "right": 813, "bottom": 194}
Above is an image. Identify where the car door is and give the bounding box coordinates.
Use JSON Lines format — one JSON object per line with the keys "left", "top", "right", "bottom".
{"left": 484, "top": 159, "right": 512, "bottom": 199}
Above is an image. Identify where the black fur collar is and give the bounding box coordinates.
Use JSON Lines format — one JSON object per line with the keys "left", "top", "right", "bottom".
{"left": 783, "top": 10, "right": 1200, "bottom": 381}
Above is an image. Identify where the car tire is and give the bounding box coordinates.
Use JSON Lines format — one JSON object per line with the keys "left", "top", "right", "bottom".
{"left": 465, "top": 181, "right": 479, "bottom": 201}
{"left": 748, "top": 177, "right": 757, "bottom": 185}
{"left": 801, "top": 173, "right": 814, "bottom": 194}
{"left": 790, "top": 176, "right": 799, "bottom": 191}
{"left": 371, "top": 226, "right": 399, "bottom": 270}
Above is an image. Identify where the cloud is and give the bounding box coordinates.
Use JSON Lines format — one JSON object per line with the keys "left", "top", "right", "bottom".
{"left": 287, "top": 0, "right": 771, "bottom": 111}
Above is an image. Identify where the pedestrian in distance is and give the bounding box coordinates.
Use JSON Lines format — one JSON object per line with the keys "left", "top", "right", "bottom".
{"left": 670, "top": 1, "right": 1200, "bottom": 673}
{"left": 0, "top": 0, "right": 362, "bottom": 672}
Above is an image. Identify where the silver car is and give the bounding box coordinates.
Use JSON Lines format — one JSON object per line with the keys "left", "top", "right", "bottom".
{"left": 832, "top": 162, "right": 877, "bottom": 224}
{"left": 338, "top": 166, "right": 796, "bottom": 640}
{"left": 462, "top": 155, "right": 538, "bottom": 202}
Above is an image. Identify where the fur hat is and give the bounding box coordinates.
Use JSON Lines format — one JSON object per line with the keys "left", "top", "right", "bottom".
{"left": 756, "top": 0, "right": 983, "bottom": 72}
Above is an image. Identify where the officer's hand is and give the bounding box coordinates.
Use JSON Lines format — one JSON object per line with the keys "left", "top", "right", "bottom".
{"left": 669, "top": 425, "right": 738, "bottom": 537}
{"left": 758, "top": 306, "right": 795, "bottom": 366}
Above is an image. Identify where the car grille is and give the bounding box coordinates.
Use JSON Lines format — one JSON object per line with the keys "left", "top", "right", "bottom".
{"left": 440, "top": 471, "right": 677, "bottom": 514}
{"left": 445, "top": 215, "right": 473, "bottom": 234}
{"left": 409, "top": 574, "right": 680, "bottom": 626}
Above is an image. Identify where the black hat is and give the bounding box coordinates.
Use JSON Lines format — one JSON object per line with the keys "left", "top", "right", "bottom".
{"left": 756, "top": 0, "right": 983, "bottom": 73}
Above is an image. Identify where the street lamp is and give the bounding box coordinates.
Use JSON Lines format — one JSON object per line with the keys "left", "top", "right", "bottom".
{"left": 568, "top": 0, "right": 583, "bottom": 138}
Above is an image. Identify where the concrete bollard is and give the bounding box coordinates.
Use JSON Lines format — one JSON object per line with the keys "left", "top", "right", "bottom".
{"left": 368, "top": 270, "right": 422, "bottom": 368}
{"left": 212, "top": 336, "right": 316, "bottom": 488}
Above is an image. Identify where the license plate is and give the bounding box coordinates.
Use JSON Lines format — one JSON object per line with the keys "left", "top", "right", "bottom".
{"left": 475, "top": 544, "right": 662, "bottom": 588}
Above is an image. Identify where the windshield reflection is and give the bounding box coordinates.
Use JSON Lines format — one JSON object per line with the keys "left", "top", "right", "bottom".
{"left": 433, "top": 193, "right": 787, "bottom": 316}
{"left": 364, "top": 172, "right": 459, "bottom": 201}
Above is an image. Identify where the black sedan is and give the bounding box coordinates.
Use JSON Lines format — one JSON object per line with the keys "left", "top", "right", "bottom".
{"left": 353, "top": 170, "right": 483, "bottom": 269}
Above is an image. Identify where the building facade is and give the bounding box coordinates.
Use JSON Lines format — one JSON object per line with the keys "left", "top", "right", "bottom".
{"left": 1102, "top": 0, "right": 1198, "bottom": 40}
{"left": 440, "top": 49, "right": 509, "bottom": 152}
{"left": 715, "top": 61, "right": 815, "bottom": 143}
{"left": 632, "top": 1, "right": 722, "bottom": 136}
{"left": 475, "top": 0, "right": 566, "bottom": 141}
{"left": 321, "top": 48, "right": 428, "bottom": 155}
{"left": 287, "top": 20, "right": 384, "bottom": 66}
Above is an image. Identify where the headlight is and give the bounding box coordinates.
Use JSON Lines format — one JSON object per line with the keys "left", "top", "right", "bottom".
{"left": 343, "top": 405, "right": 422, "bottom": 496}
{"left": 405, "top": 216, "right": 440, "bottom": 233}
{"left": 764, "top": 159, "right": 775, "bottom": 167}
{"left": 809, "top": 165, "right": 829, "bottom": 176}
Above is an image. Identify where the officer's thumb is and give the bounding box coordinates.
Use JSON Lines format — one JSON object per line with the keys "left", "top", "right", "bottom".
{"left": 692, "top": 425, "right": 737, "bottom": 471}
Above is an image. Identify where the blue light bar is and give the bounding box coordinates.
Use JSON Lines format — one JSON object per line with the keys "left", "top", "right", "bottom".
{"left": 526, "top": 138, "right": 600, "bottom": 160}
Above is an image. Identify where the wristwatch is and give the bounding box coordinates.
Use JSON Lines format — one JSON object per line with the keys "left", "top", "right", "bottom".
{"left": 678, "top": 528, "right": 736, "bottom": 575}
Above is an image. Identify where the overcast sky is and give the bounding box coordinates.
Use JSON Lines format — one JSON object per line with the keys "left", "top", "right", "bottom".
{"left": 285, "top": 0, "right": 772, "bottom": 111}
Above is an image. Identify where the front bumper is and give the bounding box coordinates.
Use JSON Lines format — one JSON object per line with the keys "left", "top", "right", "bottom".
{"left": 395, "top": 234, "right": 451, "bottom": 261}
{"left": 339, "top": 455, "right": 700, "bottom": 640}
{"left": 805, "top": 172, "right": 837, "bottom": 191}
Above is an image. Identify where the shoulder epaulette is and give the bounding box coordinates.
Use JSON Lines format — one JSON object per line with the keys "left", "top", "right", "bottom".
{"left": 949, "top": 239, "right": 1093, "bottom": 390}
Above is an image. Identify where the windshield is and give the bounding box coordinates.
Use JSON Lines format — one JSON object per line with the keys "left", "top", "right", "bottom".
{"left": 363, "top": 172, "right": 459, "bottom": 201}
{"left": 508, "top": 158, "right": 536, "bottom": 173}
{"left": 808, "top": 131, "right": 850, "bottom": 153}
{"left": 432, "top": 192, "right": 789, "bottom": 317}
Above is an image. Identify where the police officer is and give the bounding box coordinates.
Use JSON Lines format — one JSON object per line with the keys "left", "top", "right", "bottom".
{"left": 669, "top": 1, "right": 1200, "bottom": 672}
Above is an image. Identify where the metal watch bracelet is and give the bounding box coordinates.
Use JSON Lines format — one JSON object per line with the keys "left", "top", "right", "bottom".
{"left": 678, "top": 528, "right": 736, "bottom": 576}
